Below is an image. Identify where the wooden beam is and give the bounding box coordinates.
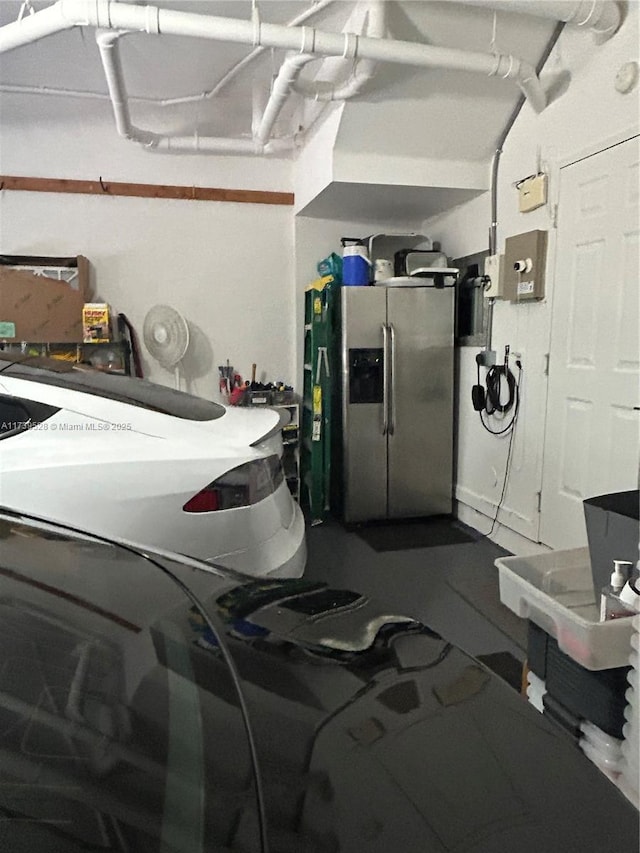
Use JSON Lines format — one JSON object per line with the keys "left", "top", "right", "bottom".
{"left": 0, "top": 174, "right": 294, "bottom": 206}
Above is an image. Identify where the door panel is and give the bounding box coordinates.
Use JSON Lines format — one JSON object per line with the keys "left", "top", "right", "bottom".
{"left": 341, "top": 287, "right": 387, "bottom": 522}
{"left": 387, "top": 287, "right": 454, "bottom": 518}
{"left": 540, "top": 136, "right": 640, "bottom": 548}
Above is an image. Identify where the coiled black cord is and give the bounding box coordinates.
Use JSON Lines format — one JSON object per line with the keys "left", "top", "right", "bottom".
{"left": 478, "top": 360, "right": 523, "bottom": 536}
{"left": 475, "top": 359, "right": 521, "bottom": 435}
{"left": 484, "top": 364, "right": 516, "bottom": 415}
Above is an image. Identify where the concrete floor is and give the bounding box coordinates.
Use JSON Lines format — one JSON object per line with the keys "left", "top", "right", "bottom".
{"left": 303, "top": 517, "right": 528, "bottom": 664}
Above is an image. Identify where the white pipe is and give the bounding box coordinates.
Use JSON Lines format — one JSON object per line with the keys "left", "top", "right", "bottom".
{"left": 74, "top": 1, "right": 549, "bottom": 112}
{"left": 441, "top": 0, "right": 621, "bottom": 43}
{"left": 0, "top": 82, "right": 114, "bottom": 100}
{"left": 95, "top": 27, "right": 293, "bottom": 155}
{"left": 95, "top": 29, "right": 158, "bottom": 145}
{"left": 293, "top": 0, "right": 386, "bottom": 103}
{"left": 164, "top": 0, "right": 337, "bottom": 107}
{"left": 0, "top": 1, "right": 73, "bottom": 52}
{"left": 0, "top": 1, "right": 338, "bottom": 107}
{"left": 554, "top": 0, "right": 621, "bottom": 41}
{"left": 152, "top": 136, "right": 294, "bottom": 155}
{"left": 96, "top": 30, "right": 132, "bottom": 138}
{"left": 256, "top": 53, "right": 316, "bottom": 145}
{"left": 0, "top": 0, "right": 549, "bottom": 162}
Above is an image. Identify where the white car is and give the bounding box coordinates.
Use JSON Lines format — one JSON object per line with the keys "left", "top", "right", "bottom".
{"left": 0, "top": 353, "right": 306, "bottom": 577}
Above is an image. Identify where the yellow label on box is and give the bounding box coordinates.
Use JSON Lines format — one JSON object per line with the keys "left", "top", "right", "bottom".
{"left": 82, "top": 303, "right": 110, "bottom": 343}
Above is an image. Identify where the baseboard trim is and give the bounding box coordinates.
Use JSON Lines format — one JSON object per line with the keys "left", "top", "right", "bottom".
{"left": 455, "top": 500, "right": 551, "bottom": 557}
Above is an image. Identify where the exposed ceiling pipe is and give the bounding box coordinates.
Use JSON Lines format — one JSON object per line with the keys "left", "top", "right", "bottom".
{"left": 257, "top": 2, "right": 384, "bottom": 148}
{"left": 0, "top": 82, "right": 115, "bottom": 101}
{"left": 0, "top": 1, "right": 75, "bottom": 49}
{"left": 0, "top": 0, "right": 339, "bottom": 107}
{"left": 292, "top": 0, "right": 386, "bottom": 102}
{"left": 445, "top": 1, "right": 621, "bottom": 44}
{"left": 152, "top": 135, "right": 294, "bottom": 155}
{"left": 164, "top": 0, "right": 337, "bottom": 107}
{"left": 95, "top": 28, "right": 292, "bottom": 154}
{"left": 95, "top": 29, "right": 157, "bottom": 145}
{"left": 255, "top": 53, "right": 316, "bottom": 146}
{"left": 0, "top": 0, "right": 548, "bottom": 118}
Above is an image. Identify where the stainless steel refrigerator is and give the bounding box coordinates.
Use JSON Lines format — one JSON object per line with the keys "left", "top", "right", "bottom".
{"left": 340, "top": 283, "right": 454, "bottom": 523}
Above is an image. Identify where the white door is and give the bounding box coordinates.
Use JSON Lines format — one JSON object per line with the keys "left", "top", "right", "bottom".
{"left": 539, "top": 136, "right": 640, "bottom": 549}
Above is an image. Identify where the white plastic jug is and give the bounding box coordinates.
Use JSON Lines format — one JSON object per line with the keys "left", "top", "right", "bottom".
{"left": 374, "top": 258, "right": 394, "bottom": 282}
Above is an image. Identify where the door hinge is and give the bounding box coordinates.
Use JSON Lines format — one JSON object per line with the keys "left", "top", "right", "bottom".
{"left": 544, "top": 353, "right": 550, "bottom": 376}
{"left": 536, "top": 491, "right": 543, "bottom": 513}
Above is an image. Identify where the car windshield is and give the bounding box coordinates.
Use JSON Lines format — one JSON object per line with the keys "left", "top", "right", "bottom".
{"left": 0, "top": 353, "right": 224, "bottom": 421}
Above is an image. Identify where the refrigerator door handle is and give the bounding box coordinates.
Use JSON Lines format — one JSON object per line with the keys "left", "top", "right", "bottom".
{"left": 382, "top": 323, "right": 389, "bottom": 436}
{"left": 388, "top": 322, "right": 396, "bottom": 436}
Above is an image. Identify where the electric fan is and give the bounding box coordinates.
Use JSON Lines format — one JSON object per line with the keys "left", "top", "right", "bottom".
{"left": 142, "top": 304, "right": 190, "bottom": 390}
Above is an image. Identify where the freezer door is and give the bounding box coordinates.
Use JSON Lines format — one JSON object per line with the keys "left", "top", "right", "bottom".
{"left": 387, "top": 286, "right": 454, "bottom": 518}
{"left": 341, "top": 287, "right": 387, "bottom": 523}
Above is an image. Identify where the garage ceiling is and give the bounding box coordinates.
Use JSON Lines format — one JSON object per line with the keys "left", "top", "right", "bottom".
{"left": 0, "top": 1, "right": 558, "bottom": 154}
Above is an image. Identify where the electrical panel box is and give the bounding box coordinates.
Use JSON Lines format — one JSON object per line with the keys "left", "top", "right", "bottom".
{"left": 483, "top": 254, "right": 504, "bottom": 298}
{"left": 518, "top": 173, "right": 548, "bottom": 213}
{"left": 503, "top": 230, "right": 548, "bottom": 302}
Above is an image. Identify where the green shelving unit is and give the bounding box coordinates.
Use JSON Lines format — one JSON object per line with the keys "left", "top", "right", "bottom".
{"left": 301, "top": 276, "right": 336, "bottom": 525}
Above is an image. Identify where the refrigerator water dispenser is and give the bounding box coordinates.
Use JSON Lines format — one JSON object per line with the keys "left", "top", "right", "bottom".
{"left": 349, "top": 348, "right": 384, "bottom": 404}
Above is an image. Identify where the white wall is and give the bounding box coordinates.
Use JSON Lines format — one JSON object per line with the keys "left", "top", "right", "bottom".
{"left": 0, "top": 94, "right": 296, "bottom": 399}
{"left": 422, "top": 8, "right": 640, "bottom": 552}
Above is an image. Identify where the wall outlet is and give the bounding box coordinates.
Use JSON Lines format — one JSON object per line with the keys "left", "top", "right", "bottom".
{"left": 518, "top": 173, "right": 547, "bottom": 213}
{"left": 483, "top": 254, "right": 504, "bottom": 298}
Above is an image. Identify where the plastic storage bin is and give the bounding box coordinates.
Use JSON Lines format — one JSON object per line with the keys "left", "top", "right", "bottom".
{"left": 496, "top": 548, "right": 635, "bottom": 670}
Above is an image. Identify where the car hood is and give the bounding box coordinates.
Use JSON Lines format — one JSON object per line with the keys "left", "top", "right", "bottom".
{"left": 189, "top": 576, "right": 639, "bottom": 853}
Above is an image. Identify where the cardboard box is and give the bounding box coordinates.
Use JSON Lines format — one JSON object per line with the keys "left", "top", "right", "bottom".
{"left": 83, "top": 303, "right": 111, "bottom": 343}
{"left": 583, "top": 490, "right": 639, "bottom": 599}
{"left": 0, "top": 257, "right": 89, "bottom": 343}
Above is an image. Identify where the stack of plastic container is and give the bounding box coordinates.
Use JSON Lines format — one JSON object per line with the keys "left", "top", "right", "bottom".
{"left": 578, "top": 720, "right": 624, "bottom": 782}
{"left": 618, "top": 612, "right": 639, "bottom": 808}
{"left": 496, "top": 547, "right": 639, "bottom": 807}
{"left": 525, "top": 670, "right": 546, "bottom": 713}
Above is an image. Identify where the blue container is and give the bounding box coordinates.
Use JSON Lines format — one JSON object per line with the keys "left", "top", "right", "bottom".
{"left": 341, "top": 238, "right": 371, "bottom": 286}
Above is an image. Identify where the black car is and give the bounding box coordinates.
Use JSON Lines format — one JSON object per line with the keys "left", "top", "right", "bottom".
{"left": 0, "top": 508, "right": 637, "bottom": 853}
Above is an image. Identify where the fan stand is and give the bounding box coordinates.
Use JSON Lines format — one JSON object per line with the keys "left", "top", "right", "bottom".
{"left": 174, "top": 364, "right": 181, "bottom": 391}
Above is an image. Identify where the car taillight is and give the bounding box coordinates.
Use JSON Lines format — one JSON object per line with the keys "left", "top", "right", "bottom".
{"left": 183, "top": 455, "right": 284, "bottom": 513}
